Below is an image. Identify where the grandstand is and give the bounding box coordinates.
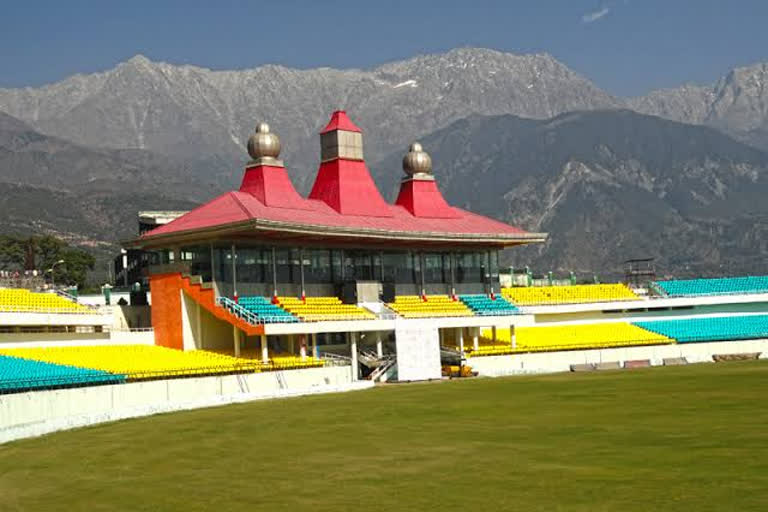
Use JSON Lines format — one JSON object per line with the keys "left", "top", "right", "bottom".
{"left": 501, "top": 283, "right": 640, "bottom": 306}
{"left": 0, "top": 354, "right": 124, "bottom": 393}
{"left": 469, "top": 323, "right": 672, "bottom": 356}
{"left": 277, "top": 296, "right": 376, "bottom": 322}
{"left": 3, "top": 109, "right": 768, "bottom": 445}
{"left": 635, "top": 315, "right": 768, "bottom": 343}
{"left": 236, "top": 296, "right": 299, "bottom": 323}
{"left": 0, "top": 289, "right": 91, "bottom": 313}
{"left": 653, "top": 276, "right": 768, "bottom": 297}
{"left": 387, "top": 295, "right": 473, "bottom": 318}
{"left": 459, "top": 294, "right": 519, "bottom": 316}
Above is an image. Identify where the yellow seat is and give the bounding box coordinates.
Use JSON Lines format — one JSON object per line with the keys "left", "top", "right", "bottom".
{"left": 501, "top": 284, "right": 640, "bottom": 306}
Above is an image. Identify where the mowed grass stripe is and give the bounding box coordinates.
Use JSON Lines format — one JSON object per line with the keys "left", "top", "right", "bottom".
{"left": 1, "top": 361, "right": 767, "bottom": 511}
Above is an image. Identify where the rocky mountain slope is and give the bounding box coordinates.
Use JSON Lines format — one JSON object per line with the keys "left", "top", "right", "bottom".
{"left": 371, "top": 110, "right": 768, "bottom": 278}
{"left": 629, "top": 63, "right": 768, "bottom": 150}
{"left": 0, "top": 112, "right": 199, "bottom": 253}
{"left": 0, "top": 48, "right": 620, "bottom": 191}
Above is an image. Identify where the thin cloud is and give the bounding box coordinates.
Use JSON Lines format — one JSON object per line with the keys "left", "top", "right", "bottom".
{"left": 582, "top": 7, "right": 610, "bottom": 23}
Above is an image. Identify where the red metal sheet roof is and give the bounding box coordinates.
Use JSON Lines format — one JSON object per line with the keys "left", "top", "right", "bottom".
{"left": 319, "top": 110, "right": 362, "bottom": 134}
{"left": 138, "top": 110, "right": 542, "bottom": 245}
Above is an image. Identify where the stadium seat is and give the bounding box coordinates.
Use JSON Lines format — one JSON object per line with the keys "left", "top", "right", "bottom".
{"left": 458, "top": 294, "right": 519, "bottom": 316}
{"left": 0, "top": 288, "right": 91, "bottom": 313}
{"left": 467, "top": 322, "right": 671, "bottom": 356}
{"left": 387, "top": 295, "right": 473, "bottom": 318}
{"left": 209, "top": 348, "right": 325, "bottom": 370}
{"left": 0, "top": 353, "right": 124, "bottom": 393}
{"left": 501, "top": 284, "right": 640, "bottom": 306}
{"left": 277, "top": 296, "right": 375, "bottom": 322}
{"left": 653, "top": 276, "right": 768, "bottom": 297}
{"left": 237, "top": 296, "right": 299, "bottom": 323}
{"left": 0, "top": 345, "right": 260, "bottom": 380}
{"left": 634, "top": 315, "right": 768, "bottom": 343}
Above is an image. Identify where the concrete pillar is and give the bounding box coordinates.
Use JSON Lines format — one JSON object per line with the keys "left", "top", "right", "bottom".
{"left": 233, "top": 325, "right": 240, "bottom": 358}
{"left": 288, "top": 335, "right": 295, "bottom": 354}
{"left": 439, "top": 329, "right": 445, "bottom": 345}
{"left": 350, "top": 332, "right": 358, "bottom": 381}
{"left": 260, "top": 334, "right": 269, "bottom": 364}
{"left": 492, "top": 325, "right": 497, "bottom": 344}
{"left": 376, "top": 333, "right": 383, "bottom": 358}
{"left": 311, "top": 333, "right": 318, "bottom": 358}
{"left": 299, "top": 334, "right": 307, "bottom": 360}
{"left": 510, "top": 325, "right": 516, "bottom": 350}
{"left": 458, "top": 327, "right": 465, "bottom": 353}
{"left": 195, "top": 302, "right": 203, "bottom": 350}
{"left": 473, "top": 327, "right": 479, "bottom": 352}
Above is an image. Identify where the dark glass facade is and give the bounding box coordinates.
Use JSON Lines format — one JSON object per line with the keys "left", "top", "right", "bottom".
{"left": 170, "top": 243, "right": 499, "bottom": 297}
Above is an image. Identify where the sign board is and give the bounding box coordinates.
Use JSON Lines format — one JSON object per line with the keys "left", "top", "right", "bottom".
{"left": 395, "top": 320, "right": 441, "bottom": 381}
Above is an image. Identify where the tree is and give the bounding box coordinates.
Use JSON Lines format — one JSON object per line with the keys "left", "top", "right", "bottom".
{"left": 0, "top": 235, "right": 95, "bottom": 288}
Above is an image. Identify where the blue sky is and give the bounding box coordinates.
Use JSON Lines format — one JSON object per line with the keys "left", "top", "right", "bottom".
{"left": 1, "top": 0, "right": 767, "bottom": 96}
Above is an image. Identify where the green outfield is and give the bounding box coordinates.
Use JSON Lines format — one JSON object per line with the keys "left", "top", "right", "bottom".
{"left": 1, "top": 361, "right": 767, "bottom": 511}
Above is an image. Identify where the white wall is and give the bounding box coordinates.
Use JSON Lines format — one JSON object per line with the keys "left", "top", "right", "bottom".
{"left": 467, "top": 339, "right": 768, "bottom": 377}
{"left": 0, "top": 366, "right": 370, "bottom": 445}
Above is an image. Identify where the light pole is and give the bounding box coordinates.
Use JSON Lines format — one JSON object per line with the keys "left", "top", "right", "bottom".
{"left": 47, "top": 259, "right": 65, "bottom": 288}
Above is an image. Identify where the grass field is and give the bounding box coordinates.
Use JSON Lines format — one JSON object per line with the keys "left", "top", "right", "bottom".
{"left": 1, "top": 361, "right": 767, "bottom": 511}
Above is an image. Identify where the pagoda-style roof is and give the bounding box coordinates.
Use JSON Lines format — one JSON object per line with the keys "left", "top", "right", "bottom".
{"left": 130, "top": 111, "right": 546, "bottom": 249}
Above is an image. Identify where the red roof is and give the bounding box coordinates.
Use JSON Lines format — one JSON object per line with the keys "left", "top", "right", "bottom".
{"left": 320, "top": 110, "right": 362, "bottom": 134}
{"left": 308, "top": 159, "right": 393, "bottom": 217}
{"left": 395, "top": 179, "right": 461, "bottom": 219}
{"left": 142, "top": 188, "right": 532, "bottom": 242}
{"left": 136, "top": 111, "right": 545, "bottom": 246}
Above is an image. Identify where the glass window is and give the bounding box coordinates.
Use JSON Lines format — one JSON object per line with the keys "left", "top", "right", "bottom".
{"left": 236, "top": 247, "right": 271, "bottom": 283}
{"left": 342, "top": 250, "right": 376, "bottom": 281}
{"left": 304, "top": 249, "right": 332, "bottom": 284}
{"left": 424, "top": 252, "right": 448, "bottom": 284}
{"left": 214, "top": 247, "right": 233, "bottom": 284}
{"left": 383, "top": 251, "right": 417, "bottom": 284}
{"left": 275, "top": 248, "right": 300, "bottom": 284}
{"left": 181, "top": 245, "right": 212, "bottom": 282}
{"left": 455, "top": 252, "right": 483, "bottom": 284}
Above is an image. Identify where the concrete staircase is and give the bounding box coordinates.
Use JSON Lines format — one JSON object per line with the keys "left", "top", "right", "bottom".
{"left": 179, "top": 274, "right": 264, "bottom": 336}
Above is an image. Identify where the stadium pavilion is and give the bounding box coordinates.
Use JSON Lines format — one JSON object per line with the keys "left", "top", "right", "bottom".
{"left": 127, "top": 110, "right": 546, "bottom": 376}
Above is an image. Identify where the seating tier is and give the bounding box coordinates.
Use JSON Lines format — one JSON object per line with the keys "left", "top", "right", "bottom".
{"left": 0, "top": 288, "right": 90, "bottom": 313}
{"left": 0, "top": 354, "right": 123, "bottom": 392}
{"left": 388, "top": 295, "right": 473, "bottom": 318}
{"left": 653, "top": 276, "right": 768, "bottom": 297}
{"left": 0, "top": 345, "right": 259, "bottom": 380}
{"left": 459, "top": 294, "right": 518, "bottom": 316}
{"left": 468, "top": 322, "right": 670, "bottom": 356}
{"left": 237, "top": 296, "right": 299, "bottom": 323}
{"left": 501, "top": 284, "right": 640, "bottom": 306}
{"left": 634, "top": 315, "right": 768, "bottom": 343}
{"left": 277, "top": 296, "right": 375, "bottom": 322}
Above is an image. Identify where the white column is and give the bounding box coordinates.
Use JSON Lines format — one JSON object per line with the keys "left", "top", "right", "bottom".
{"left": 195, "top": 302, "right": 203, "bottom": 350}
{"left": 458, "top": 327, "right": 465, "bottom": 354}
{"left": 473, "top": 327, "right": 480, "bottom": 352}
{"left": 233, "top": 326, "right": 240, "bottom": 358}
{"left": 311, "top": 333, "right": 318, "bottom": 358}
{"left": 376, "top": 333, "right": 383, "bottom": 358}
{"left": 260, "top": 334, "right": 269, "bottom": 364}
{"left": 299, "top": 334, "right": 307, "bottom": 360}
{"left": 350, "top": 332, "right": 358, "bottom": 381}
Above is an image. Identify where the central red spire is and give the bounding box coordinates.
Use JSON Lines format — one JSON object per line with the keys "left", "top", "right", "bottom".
{"left": 320, "top": 110, "right": 362, "bottom": 134}
{"left": 309, "top": 111, "right": 393, "bottom": 217}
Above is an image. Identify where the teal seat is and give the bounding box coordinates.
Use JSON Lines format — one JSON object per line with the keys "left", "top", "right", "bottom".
{"left": 0, "top": 354, "right": 124, "bottom": 393}
{"left": 634, "top": 315, "right": 768, "bottom": 343}
{"left": 654, "top": 276, "right": 768, "bottom": 297}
